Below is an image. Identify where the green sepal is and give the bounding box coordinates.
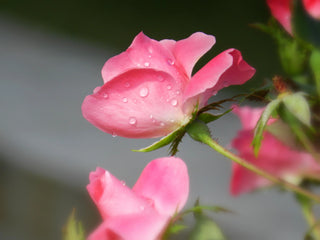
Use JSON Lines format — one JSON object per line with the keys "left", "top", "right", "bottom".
{"left": 292, "top": 0, "right": 320, "bottom": 48}
{"left": 282, "top": 92, "right": 311, "bottom": 126}
{"left": 266, "top": 120, "right": 298, "bottom": 149}
{"left": 62, "top": 209, "right": 85, "bottom": 240}
{"left": 186, "top": 120, "right": 212, "bottom": 144}
{"left": 163, "top": 223, "right": 187, "bottom": 238}
{"left": 189, "top": 214, "right": 226, "bottom": 240}
{"left": 198, "top": 97, "right": 237, "bottom": 113}
{"left": 182, "top": 205, "right": 234, "bottom": 217}
{"left": 132, "top": 127, "right": 185, "bottom": 153}
{"left": 179, "top": 199, "right": 234, "bottom": 219}
{"left": 198, "top": 109, "right": 232, "bottom": 124}
{"left": 252, "top": 98, "right": 281, "bottom": 156}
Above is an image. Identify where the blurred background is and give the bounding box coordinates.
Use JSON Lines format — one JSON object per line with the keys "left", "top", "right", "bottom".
{"left": 0, "top": 0, "right": 307, "bottom": 239}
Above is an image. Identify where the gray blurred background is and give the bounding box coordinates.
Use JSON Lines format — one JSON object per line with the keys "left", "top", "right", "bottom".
{"left": 0, "top": 1, "right": 309, "bottom": 239}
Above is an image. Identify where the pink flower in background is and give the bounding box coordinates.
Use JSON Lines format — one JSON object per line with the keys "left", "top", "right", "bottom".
{"left": 87, "top": 157, "right": 189, "bottom": 240}
{"left": 82, "top": 32, "right": 255, "bottom": 138}
{"left": 230, "top": 105, "right": 320, "bottom": 196}
{"left": 267, "top": 0, "right": 320, "bottom": 34}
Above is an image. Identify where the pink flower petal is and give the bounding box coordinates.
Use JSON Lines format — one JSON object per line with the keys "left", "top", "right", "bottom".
{"left": 231, "top": 161, "right": 270, "bottom": 196}
{"left": 87, "top": 167, "right": 152, "bottom": 219}
{"left": 87, "top": 157, "right": 190, "bottom": 240}
{"left": 82, "top": 69, "right": 190, "bottom": 138}
{"left": 88, "top": 213, "right": 168, "bottom": 240}
{"left": 303, "top": 0, "right": 320, "bottom": 19}
{"left": 133, "top": 157, "right": 189, "bottom": 215}
{"left": 101, "top": 32, "right": 185, "bottom": 85}
{"left": 159, "top": 39, "right": 176, "bottom": 52}
{"left": 183, "top": 49, "right": 255, "bottom": 108}
{"left": 267, "top": 0, "right": 292, "bottom": 34}
{"left": 171, "top": 32, "right": 216, "bottom": 78}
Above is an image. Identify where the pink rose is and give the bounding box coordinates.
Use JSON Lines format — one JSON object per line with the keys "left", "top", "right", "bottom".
{"left": 82, "top": 32, "right": 255, "bottom": 138}
{"left": 230, "top": 105, "right": 320, "bottom": 196}
{"left": 267, "top": 0, "right": 320, "bottom": 34}
{"left": 87, "top": 157, "right": 189, "bottom": 240}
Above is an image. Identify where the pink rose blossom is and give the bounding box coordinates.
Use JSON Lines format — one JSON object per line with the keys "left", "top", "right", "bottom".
{"left": 267, "top": 0, "right": 320, "bottom": 34}
{"left": 230, "top": 105, "right": 320, "bottom": 196}
{"left": 87, "top": 157, "right": 189, "bottom": 240}
{"left": 82, "top": 32, "right": 255, "bottom": 138}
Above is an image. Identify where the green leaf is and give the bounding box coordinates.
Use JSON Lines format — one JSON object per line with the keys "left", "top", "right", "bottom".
{"left": 198, "top": 109, "right": 232, "bottom": 124}
{"left": 63, "top": 209, "right": 85, "bottom": 240}
{"left": 252, "top": 98, "right": 281, "bottom": 156}
{"left": 292, "top": 0, "right": 320, "bottom": 48}
{"left": 310, "top": 49, "right": 320, "bottom": 98}
{"left": 132, "top": 127, "right": 185, "bottom": 153}
{"left": 189, "top": 215, "right": 226, "bottom": 240}
{"left": 282, "top": 92, "right": 311, "bottom": 126}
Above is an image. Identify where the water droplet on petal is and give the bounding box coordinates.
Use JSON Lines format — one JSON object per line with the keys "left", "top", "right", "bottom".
{"left": 120, "top": 180, "right": 126, "bottom": 186}
{"left": 171, "top": 99, "right": 178, "bottom": 106}
{"left": 112, "top": 131, "right": 117, "bottom": 137}
{"left": 103, "top": 93, "right": 108, "bottom": 99}
{"left": 124, "top": 82, "right": 130, "bottom": 88}
{"left": 167, "top": 58, "right": 175, "bottom": 66}
{"left": 148, "top": 55, "right": 152, "bottom": 58}
{"left": 93, "top": 86, "right": 101, "bottom": 94}
{"left": 139, "top": 205, "right": 145, "bottom": 211}
{"left": 167, "top": 85, "right": 172, "bottom": 90}
{"left": 129, "top": 117, "right": 137, "bottom": 125}
{"left": 122, "top": 97, "right": 128, "bottom": 103}
{"left": 144, "top": 62, "right": 150, "bottom": 67}
{"left": 149, "top": 114, "right": 153, "bottom": 119}
{"left": 176, "top": 90, "right": 181, "bottom": 95}
{"left": 139, "top": 87, "right": 149, "bottom": 98}
{"left": 170, "top": 119, "right": 175, "bottom": 123}
{"left": 147, "top": 46, "right": 153, "bottom": 54}
{"left": 160, "top": 122, "right": 165, "bottom": 126}
{"left": 137, "top": 63, "right": 141, "bottom": 67}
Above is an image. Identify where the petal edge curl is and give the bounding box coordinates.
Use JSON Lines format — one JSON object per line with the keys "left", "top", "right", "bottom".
{"left": 132, "top": 157, "right": 189, "bottom": 216}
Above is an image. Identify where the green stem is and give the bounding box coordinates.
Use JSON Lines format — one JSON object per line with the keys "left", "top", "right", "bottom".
{"left": 201, "top": 135, "right": 320, "bottom": 203}
{"left": 302, "top": 208, "right": 320, "bottom": 239}
{"left": 296, "top": 194, "right": 320, "bottom": 240}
